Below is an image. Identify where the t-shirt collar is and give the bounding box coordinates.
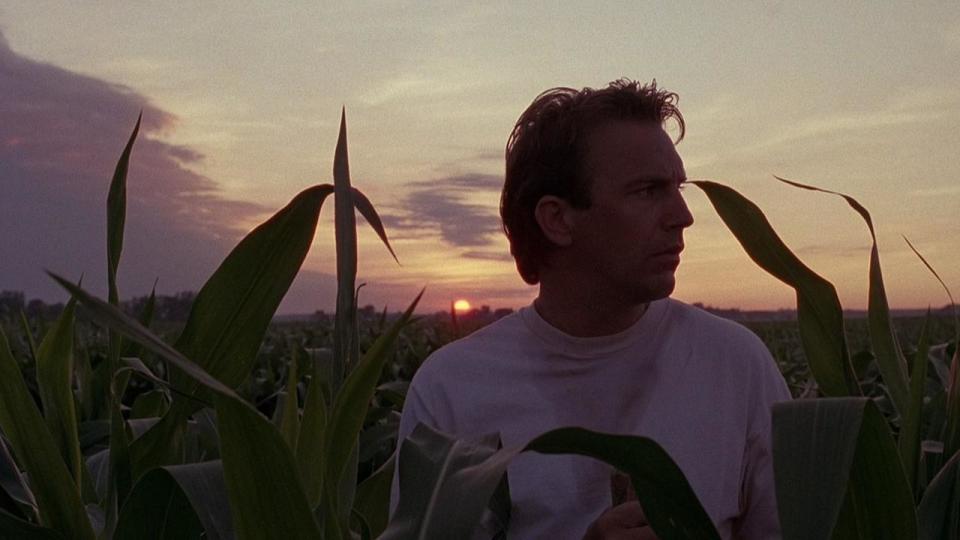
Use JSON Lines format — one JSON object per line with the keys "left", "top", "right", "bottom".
{"left": 519, "top": 298, "right": 670, "bottom": 358}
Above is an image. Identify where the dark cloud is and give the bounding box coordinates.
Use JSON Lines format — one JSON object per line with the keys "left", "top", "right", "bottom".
{"left": 460, "top": 250, "right": 513, "bottom": 262}
{"left": 0, "top": 31, "right": 270, "bottom": 303}
{"left": 381, "top": 173, "right": 503, "bottom": 248}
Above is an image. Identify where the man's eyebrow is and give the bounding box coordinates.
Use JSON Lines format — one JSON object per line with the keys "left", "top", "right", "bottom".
{"left": 623, "top": 176, "right": 687, "bottom": 187}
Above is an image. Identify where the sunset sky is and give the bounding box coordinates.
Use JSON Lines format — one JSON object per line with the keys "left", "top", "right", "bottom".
{"left": 2, "top": 3, "right": 958, "bottom": 314}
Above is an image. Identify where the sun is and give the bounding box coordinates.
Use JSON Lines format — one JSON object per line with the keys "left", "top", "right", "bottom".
{"left": 453, "top": 299, "right": 472, "bottom": 312}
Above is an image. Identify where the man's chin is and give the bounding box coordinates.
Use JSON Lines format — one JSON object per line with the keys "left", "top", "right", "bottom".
{"left": 629, "top": 277, "right": 676, "bottom": 305}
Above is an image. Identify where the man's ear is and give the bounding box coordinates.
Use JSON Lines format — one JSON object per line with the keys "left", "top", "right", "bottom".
{"left": 534, "top": 195, "right": 575, "bottom": 247}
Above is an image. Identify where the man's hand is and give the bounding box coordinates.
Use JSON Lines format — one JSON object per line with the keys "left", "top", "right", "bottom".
{"left": 582, "top": 501, "right": 659, "bottom": 540}
{"left": 583, "top": 471, "right": 660, "bottom": 540}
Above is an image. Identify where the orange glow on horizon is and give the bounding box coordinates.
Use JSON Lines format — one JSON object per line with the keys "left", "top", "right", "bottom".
{"left": 453, "top": 299, "right": 472, "bottom": 312}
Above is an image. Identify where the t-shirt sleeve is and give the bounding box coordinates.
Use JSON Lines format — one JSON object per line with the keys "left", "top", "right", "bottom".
{"left": 734, "top": 346, "right": 792, "bottom": 539}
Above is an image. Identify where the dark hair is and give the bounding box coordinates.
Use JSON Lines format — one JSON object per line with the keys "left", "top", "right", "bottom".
{"left": 500, "top": 78, "right": 685, "bottom": 284}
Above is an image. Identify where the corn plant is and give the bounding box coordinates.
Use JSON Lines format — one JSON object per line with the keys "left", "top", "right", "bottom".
{"left": 692, "top": 178, "right": 959, "bottom": 540}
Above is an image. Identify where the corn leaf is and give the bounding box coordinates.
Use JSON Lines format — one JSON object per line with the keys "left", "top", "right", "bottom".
{"left": 128, "top": 183, "right": 334, "bottom": 474}
{"left": 0, "top": 328, "right": 95, "bottom": 539}
{"left": 527, "top": 428, "right": 719, "bottom": 540}
{"left": 35, "top": 297, "right": 82, "bottom": 489}
{"left": 917, "top": 451, "right": 960, "bottom": 540}
{"left": 47, "top": 277, "right": 319, "bottom": 538}
{"left": 333, "top": 107, "right": 359, "bottom": 390}
{"left": 903, "top": 237, "right": 959, "bottom": 342}
{"left": 114, "top": 461, "right": 233, "bottom": 540}
{"left": 944, "top": 345, "right": 960, "bottom": 461}
{"left": 280, "top": 349, "right": 300, "bottom": 450}
{"left": 48, "top": 275, "right": 238, "bottom": 399}
{"left": 113, "top": 469, "right": 204, "bottom": 540}
{"left": 353, "top": 452, "right": 396, "bottom": 538}
{"left": 130, "top": 390, "right": 167, "bottom": 420}
{"left": 322, "top": 289, "right": 422, "bottom": 538}
{"left": 351, "top": 187, "right": 398, "bottom": 265}
{"left": 381, "top": 424, "right": 505, "bottom": 540}
{"left": 17, "top": 310, "right": 38, "bottom": 365}
{"left": 296, "top": 362, "right": 329, "bottom": 508}
{"left": 121, "top": 280, "right": 157, "bottom": 359}
{"left": 169, "top": 183, "right": 334, "bottom": 399}
{"left": 776, "top": 176, "right": 910, "bottom": 416}
{"left": 107, "top": 114, "right": 139, "bottom": 308}
{"left": 0, "top": 436, "right": 35, "bottom": 521}
{"left": 900, "top": 312, "right": 931, "bottom": 492}
{"left": 0, "top": 510, "right": 64, "bottom": 540}
{"left": 214, "top": 395, "right": 319, "bottom": 539}
{"left": 103, "top": 370, "right": 134, "bottom": 539}
{"left": 692, "top": 180, "right": 859, "bottom": 397}
{"left": 384, "top": 423, "right": 719, "bottom": 540}
{"left": 772, "top": 398, "right": 916, "bottom": 540}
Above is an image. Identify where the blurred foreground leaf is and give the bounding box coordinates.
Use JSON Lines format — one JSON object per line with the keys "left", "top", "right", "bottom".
{"left": 0, "top": 329, "right": 94, "bottom": 539}
{"left": 772, "top": 398, "right": 916, "bottom": 540}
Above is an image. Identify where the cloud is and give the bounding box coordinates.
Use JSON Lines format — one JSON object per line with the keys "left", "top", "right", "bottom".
{"left": 460, "top": 250, "right": 513, "bottom": 262}
{"left": 381, "top": 173, "right": 503, "bottom": 248}
{"left": 0, "top": 31, "right": 270, "bottom": 302}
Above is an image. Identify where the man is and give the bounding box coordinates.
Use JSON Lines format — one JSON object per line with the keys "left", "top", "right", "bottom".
{"left": 392, "top": 79, "right": 791, "bottom": 539}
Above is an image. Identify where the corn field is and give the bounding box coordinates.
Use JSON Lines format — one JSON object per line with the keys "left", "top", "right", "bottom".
{"left": 0, "top": 113, "right": 957, "bottom": 539}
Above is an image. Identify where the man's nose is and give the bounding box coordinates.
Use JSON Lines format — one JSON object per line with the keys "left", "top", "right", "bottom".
{"left": 665, "top": 190, "right": 694, "bottom": 230}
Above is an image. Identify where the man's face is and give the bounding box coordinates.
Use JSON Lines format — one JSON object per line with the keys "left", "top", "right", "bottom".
{"left": 567, "top": 119, "right": 694, "bottom": 304}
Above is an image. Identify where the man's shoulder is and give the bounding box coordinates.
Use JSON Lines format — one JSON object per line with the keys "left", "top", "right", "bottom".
{"left": 413, "top": 309, "right": 529, "bottom": 383}
{"left": 667, "top": 299, "right": 762, "bottom": 343}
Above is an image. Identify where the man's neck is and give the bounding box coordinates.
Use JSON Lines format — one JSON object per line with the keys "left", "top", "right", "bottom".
{"left": 533, "top": 289, "right": 649, "bottom": 338}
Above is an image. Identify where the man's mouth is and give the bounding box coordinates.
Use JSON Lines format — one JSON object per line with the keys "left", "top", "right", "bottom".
{"left": 653, "top": 244, "right": 684, "bottom": 256}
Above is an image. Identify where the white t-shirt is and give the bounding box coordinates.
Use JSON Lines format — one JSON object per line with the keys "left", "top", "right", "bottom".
{"left": 392, "top": 298, "right": 791, "bottom": 539}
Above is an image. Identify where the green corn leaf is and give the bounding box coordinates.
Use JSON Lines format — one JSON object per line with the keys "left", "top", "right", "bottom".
{"left": 903, "top": 237, "right": 959, "bottom": 342}
{"left": 107, "top": 114, "right": 140, "bottom": 377}
{"left": 296, "top": 360, "right": 329, "bottom": 508}
{"left": 333, "top": 107, "right": 359, "bottom": 390}
{"left": 0, "top": 328, "right": 95, "bottom": 539}
{"left": 130, "top": 390, "right": 167, "bottom": 420}
{"left": 351, "top": 187, "right": 399, "bottom": 264}
{"left": 127, "top": 183, "right": 334, "bottom": 475}
{"left": 47, "top": 274, "right": 237, "bottom": 399}
{"left": 917, "top": 450, "right": 960, "bottom": 540}
{"left": 381, "top": 425, "right": 505, "bottom": 540}
{"left": 47, "top": 276, "right": 320, "bottom": 538}
{"left": 900, "top": 311, "right": 931, "bottom": 493}
{"left": 0, "top": 435, "right": 35, "bottom": 521}
{"left": 121, "top": 280, "right": 157, "bottom": 359}
{"left": 384, "top": 423, "right": 719, "bottom": 540}
{"left": 775, "top": 176, "right": 910, "bottom": 416}
{"left": 901, "top": 237, "right": 960, "bottom": 465}
{"left": 103, "top": 369, "right": 134, "bottom": 539}
{"left": 772, "top": 398, "right": 916, "bottom": 540}
{"left": 280, "top": 348, "right": 301, "bottom": 450}
{"left": 322, "top": 290, "right": 422, "bottom": 537}
{"left": 214, "top": 395, "right": 319, "bottom": 539}
{"left": 353, "top": 451, "right": 396, "bottom": 539}
{"left": 76, "top": 346, "right": 96, "bottom": 421}
{"left": 0, "top": 510, "right": 65, "bottom": 540}
{"left": 527, "top": 428, "right": 719, "bottom": 540}
{"left": 18, "top": 310, "right": 38, "bottom": 365}
{"left": 107, "top": 113, "right": 140, "bottom": 307}
{"left": 944, "top": 345, "right": 960, "bottom": 461}
{"left": 114, "top": 461, "right": 233, "bottom": 540}
{"left": 35, "top": 297, "right": 82, "bottom": 489}
{"left": 169, "top": 183, "right": 334, "bottom": 399}
{"left": 692, "top": 180, "right": 859, "bottom": 397}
